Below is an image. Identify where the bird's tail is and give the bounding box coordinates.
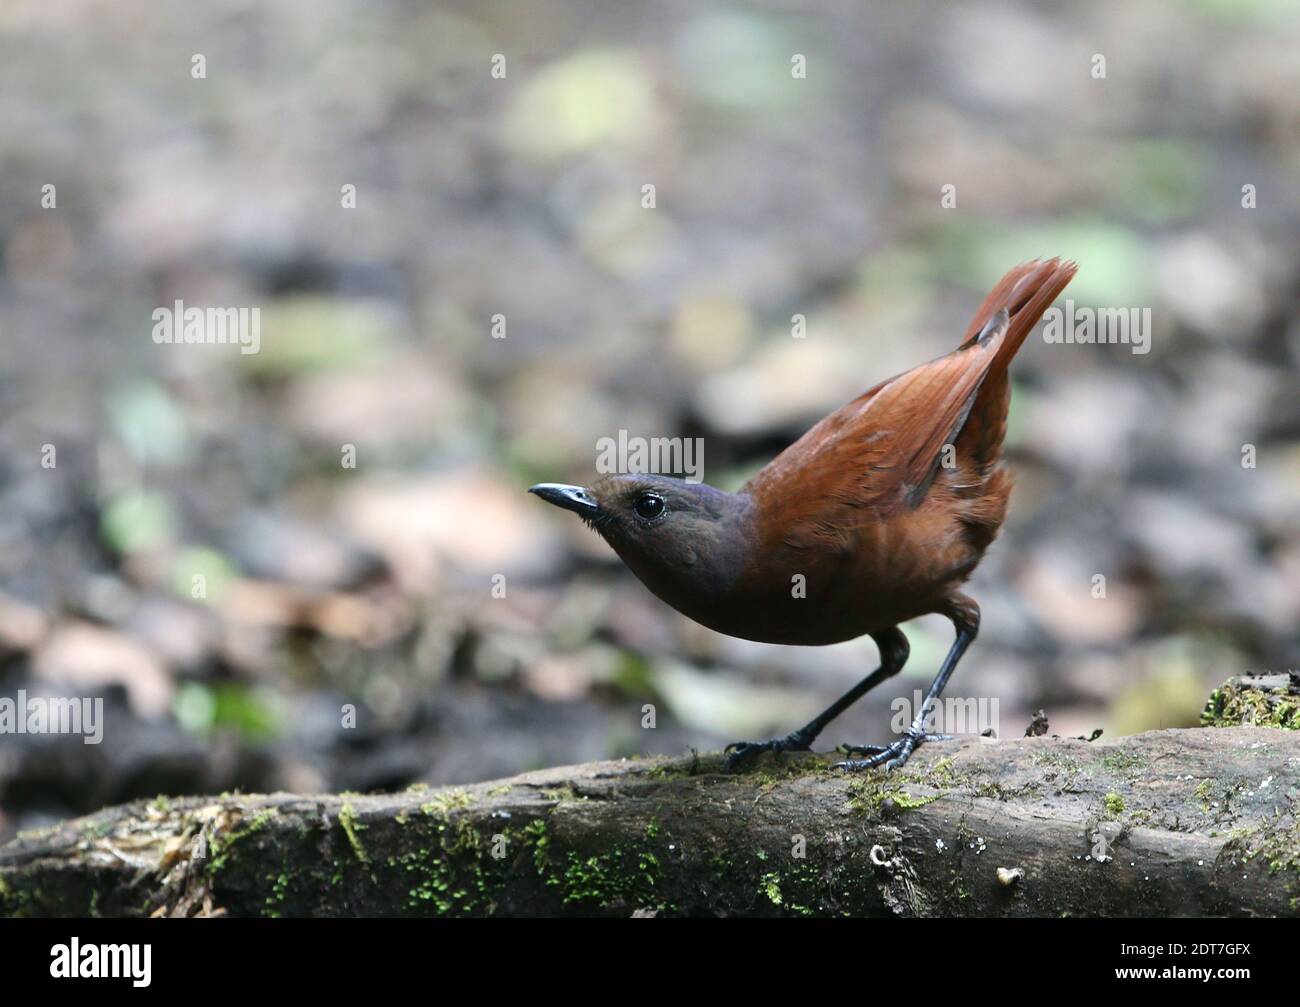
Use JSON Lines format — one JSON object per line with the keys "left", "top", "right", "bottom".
{"left": 948, "top": 257, "right": 1077, "bottom": 487}
{"left": 958, "top": 257, "right": 1077, "bottom": 374}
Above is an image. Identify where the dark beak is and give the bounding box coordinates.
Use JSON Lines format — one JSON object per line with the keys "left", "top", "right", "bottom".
{"left": 529, "top": 483, "right": 600, "bottom": 520}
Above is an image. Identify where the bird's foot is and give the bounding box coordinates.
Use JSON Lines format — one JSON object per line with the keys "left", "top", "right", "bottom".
{"left": 724, "top": 730, "right": 813, "bottom": 771}
{"left": 833, "top": 727, "right": 952, "bottom": 772}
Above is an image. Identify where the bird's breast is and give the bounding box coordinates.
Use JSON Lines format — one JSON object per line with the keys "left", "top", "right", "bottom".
{"left": 665, "top": 506, "right": 981, "bottom": 645}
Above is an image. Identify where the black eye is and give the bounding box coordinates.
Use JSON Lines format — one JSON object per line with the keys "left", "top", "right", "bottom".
{"left": 634, "top": 493, "right": 666, "bottom": 521}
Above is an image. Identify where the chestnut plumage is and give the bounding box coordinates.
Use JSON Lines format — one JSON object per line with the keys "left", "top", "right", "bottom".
{"left": 531, "top": 258, "right": 1078, "bottom": 770}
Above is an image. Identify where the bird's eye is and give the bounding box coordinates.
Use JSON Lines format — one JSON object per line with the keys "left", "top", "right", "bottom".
{"left": 634, "top": 493, "right": 666, "bottom": 521}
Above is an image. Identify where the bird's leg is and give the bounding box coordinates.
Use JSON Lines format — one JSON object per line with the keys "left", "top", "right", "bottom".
{"left": 725, "top": 628, "right": 908, "bottom": 770}
{"left": 836, "top": 594, "right": 980, "bottom": 772}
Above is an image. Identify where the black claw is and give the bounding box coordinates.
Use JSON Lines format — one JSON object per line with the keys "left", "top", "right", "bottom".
{"left": 723, "top": 732, "right": 811, "bottom": 771}
{"left": 838, "top": 742, "right": 888, "bottom": 757}
{"left": 833, "top": 727, "right": 950, "bottom": 772}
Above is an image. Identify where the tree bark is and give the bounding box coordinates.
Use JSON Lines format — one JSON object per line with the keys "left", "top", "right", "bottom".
{"left": 3, "top": 717, "right": 1298, "bottom": 917}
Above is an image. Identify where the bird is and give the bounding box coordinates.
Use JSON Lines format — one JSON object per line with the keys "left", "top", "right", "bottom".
{"left": 530, "top": 258, "right": 1077, "bottom": 771}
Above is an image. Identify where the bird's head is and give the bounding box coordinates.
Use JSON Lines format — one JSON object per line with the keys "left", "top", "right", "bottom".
{"left": 528, "top": 474, "right": 754, "bottom": 603}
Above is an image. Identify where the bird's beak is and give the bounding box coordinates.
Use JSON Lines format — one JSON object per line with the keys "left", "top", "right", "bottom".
{"left": 529, "top": 483, "right": 600, "bottom": 519}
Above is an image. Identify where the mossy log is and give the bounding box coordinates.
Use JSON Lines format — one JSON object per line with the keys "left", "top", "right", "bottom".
{"left": 1202, "top": 674, "right": 1300, "bottom": 730}
{"left": 3, "top": 713, "right": 1299, "bottom": 917}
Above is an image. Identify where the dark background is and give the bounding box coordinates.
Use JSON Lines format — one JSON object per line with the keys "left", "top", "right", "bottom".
{"left": 1, "top": 0, "right": 1298, "bottom": 841}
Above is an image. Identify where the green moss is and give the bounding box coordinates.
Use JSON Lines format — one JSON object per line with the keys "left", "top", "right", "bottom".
{"left": 338, "top": 803, "right": 369, "bottom": 865}
{"left": 1227, "top": 816, "right": 1300, "bottom": 908}
{"left": 1029, "top": 749, "right": 1084, "bottom": 793}
{"left": 839, "top": 752, "right": 1008, "bottom": 815}
{"left": 1257, "top": 822, "right": 1300, "bottom": 876}
{"left": 389, "top": 808, "right": 683, "bottom": 916}
{"left": 760, "top": 872, "right": 783, "bottom": 906}
{"left": 892, "top": 790, "right": 940, "bottom": 809}
{"left": 1104, "top": 793, "right": 1125, "bottom": 817}
{"left": 753, "top": 859, "right": 834, "bottom": 917}
{"left": 752, "top": 774, "right": 782, "bottom": 804}
{"left": 1202, "top": 682, "right": 1300, "bottom": 730}
{"left": 398, "top": 816, "right": 503, "bottom": 914}
{"left": 247, "top": 809, "right": 276, "bottom": 831}
{"left": 399, "top": 843, "right": 473, "bottom": 912}
{"left": 263, "top": 872, "right": 290, "bottom": 918}
{"left": 847, "top": 774, "right": 942, "bottom": 814}
{"left": 1100, "top": 750, "right": 1147, "bottom": 775}
{"left": 0, "top": 873, "right": 18, "bottom": 917}
{"left": 926, "top": 756, "right": 957, "bottom": 787}
{"left": 420, "top": 789, "right": 476, "bottom": 816}
{"left": 208, "top": 809, "right": 277, "bottom": 876}
{"left": 554, "top": 848, "right": 661, "bottom": 908}
{"left": 648, "top": 759, "right": 695, "bottom": 780}
{"left": 1030, "top": 750, "right": 1081, "bottom": 771}
{"left": 510, "top": 814, "right": 669, "bottom": 912}
{"left": 1202, "top": 688, "right": 1225, "bottom": 724}
{"left": 970, "top": 779, "right": 1041, "bottom": 801}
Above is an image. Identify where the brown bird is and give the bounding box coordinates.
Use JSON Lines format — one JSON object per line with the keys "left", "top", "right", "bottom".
{"left": 531, "top": 258, "right": 1077, "bottom": 770}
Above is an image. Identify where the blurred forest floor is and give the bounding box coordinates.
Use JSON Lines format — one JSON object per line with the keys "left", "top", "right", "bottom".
{"left": 1, "top": 0, "right": 1298, "bottom": 841}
